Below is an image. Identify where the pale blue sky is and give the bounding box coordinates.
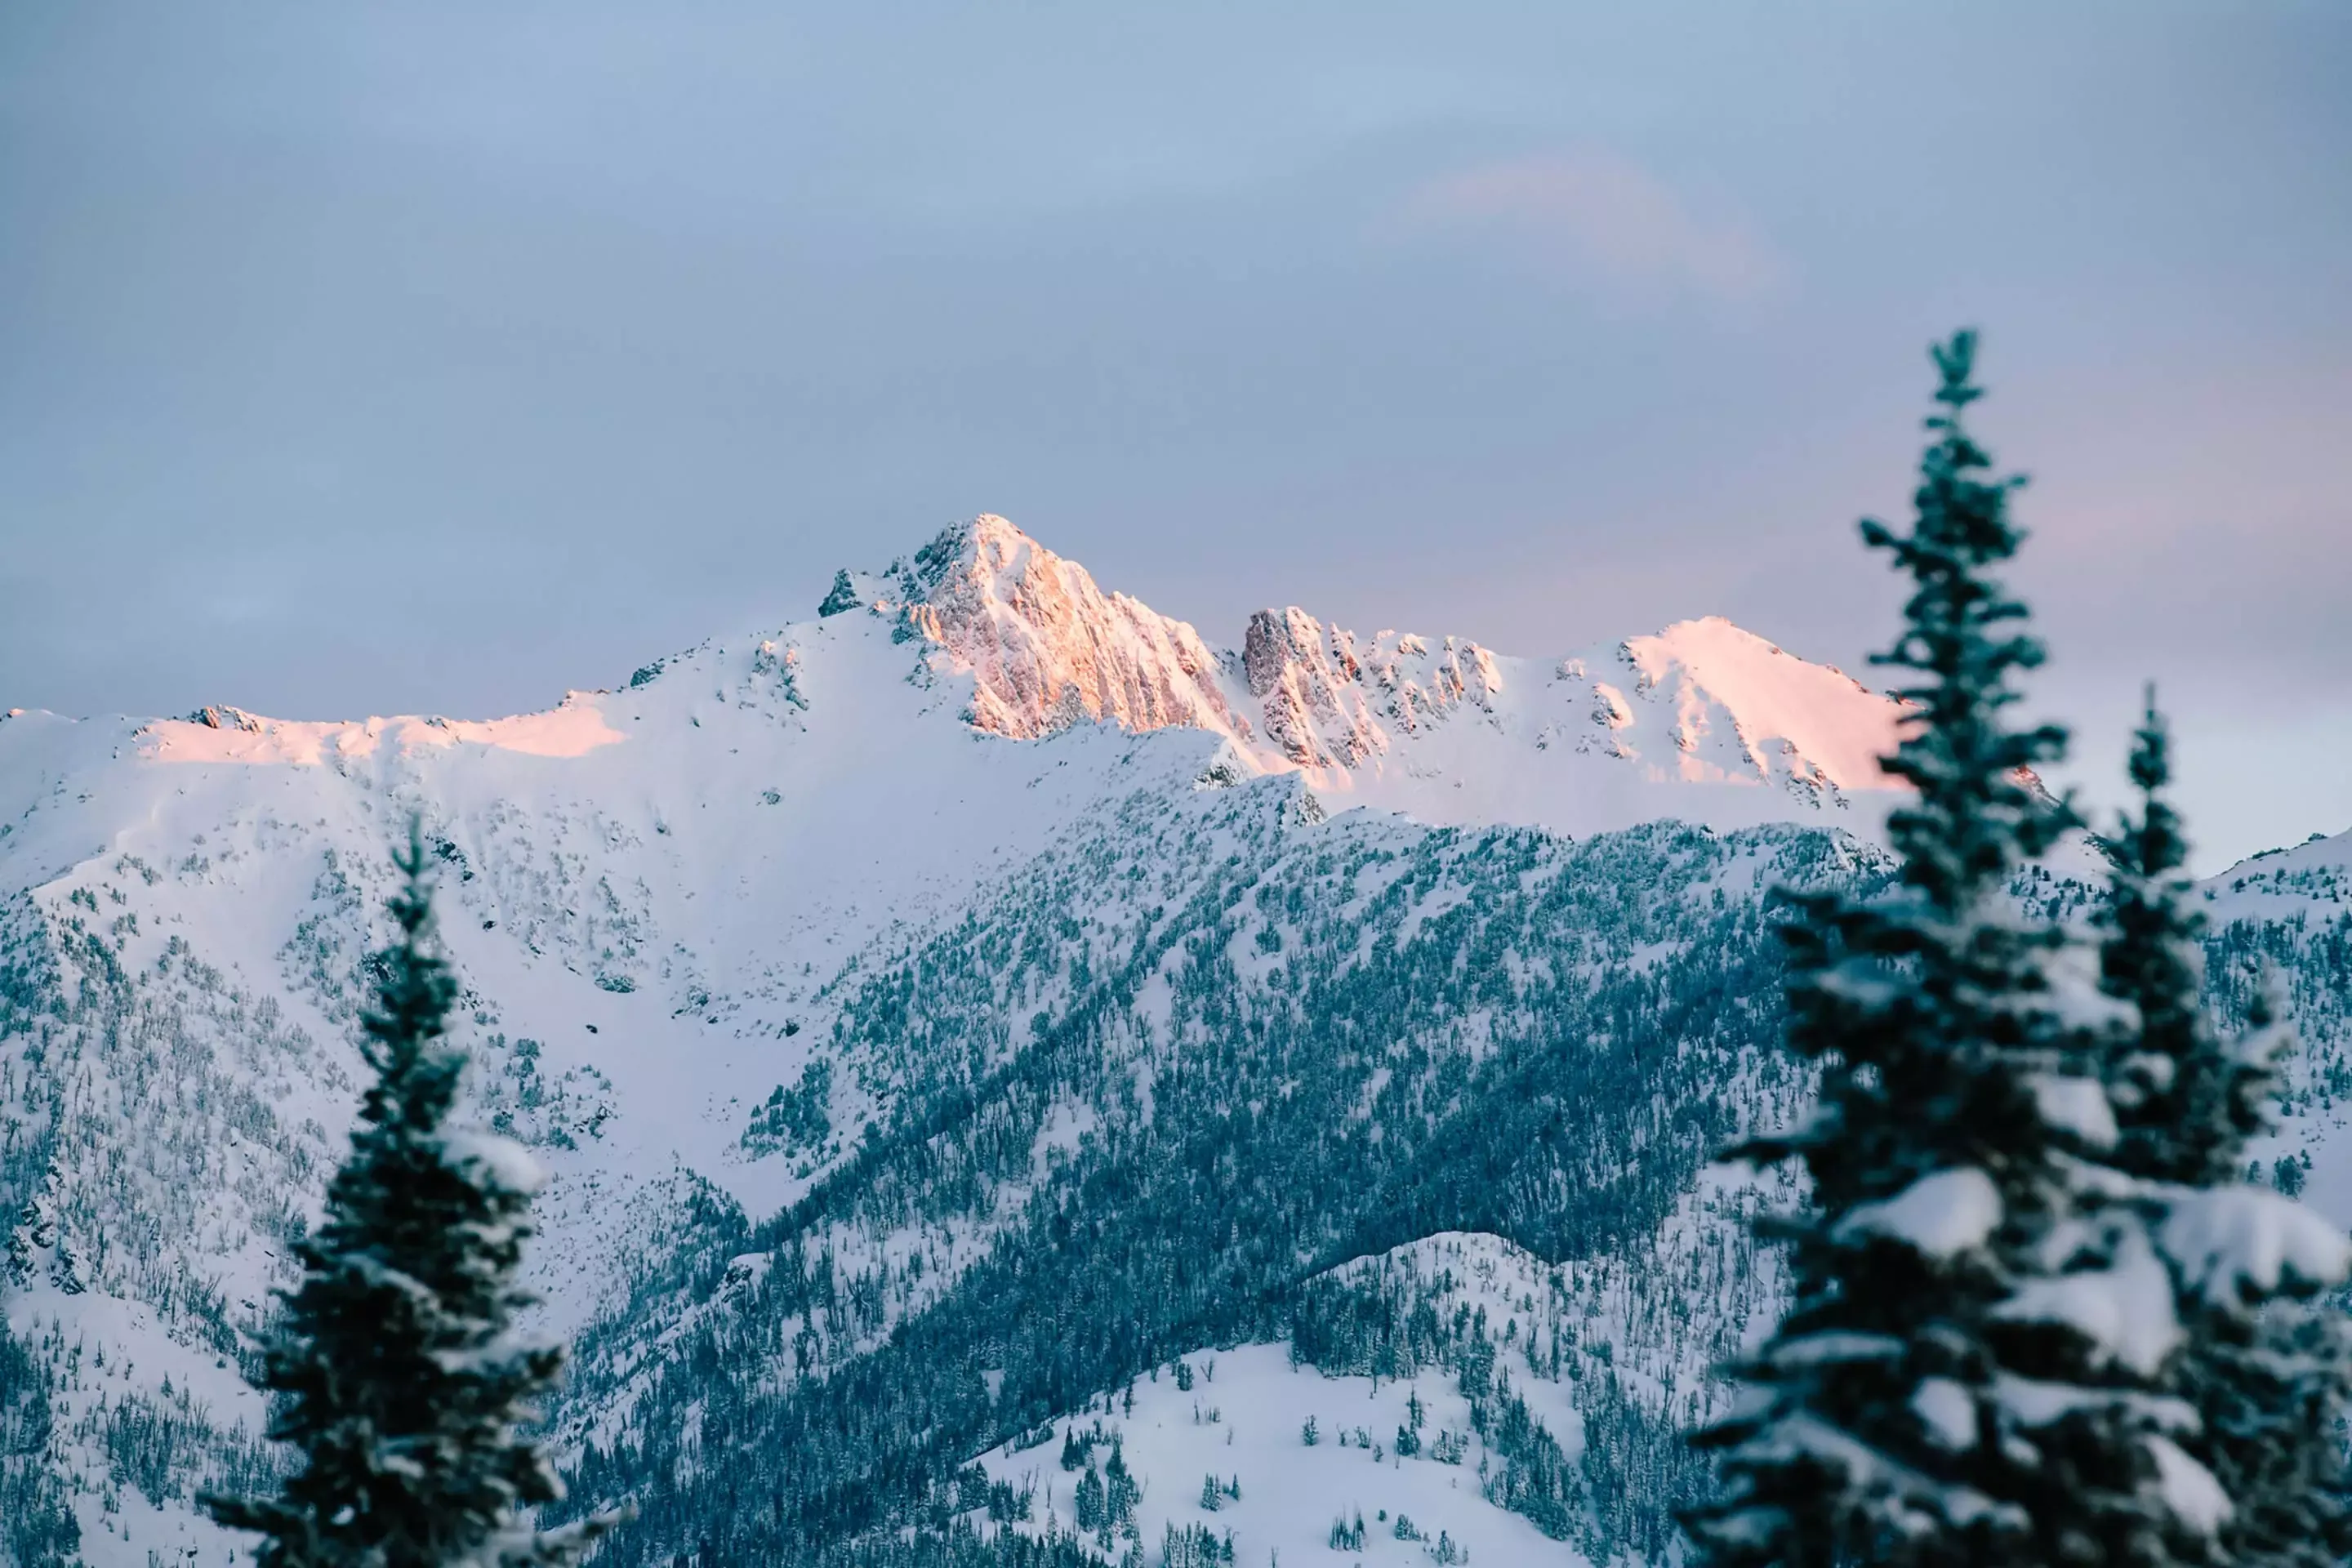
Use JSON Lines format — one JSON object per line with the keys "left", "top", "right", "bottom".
{"left": 3, "top": 2, "right": 2347, "bottom": 869}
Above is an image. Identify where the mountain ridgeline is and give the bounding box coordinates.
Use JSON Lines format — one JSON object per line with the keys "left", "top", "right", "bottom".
{"left": 2, "top": 515, "right": 2348, "bottom": 1567}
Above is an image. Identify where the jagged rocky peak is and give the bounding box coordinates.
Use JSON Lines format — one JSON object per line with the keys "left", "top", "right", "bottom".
{"left": 890, "top": 514, "right": 1250, "bottom": 742}
{"left": 1242, "top": 605, "right": 1502, "bottom": 768}
{"left": 1243, "top": 608, "right": 1385, "bottom": 768}
{"left": 186, "top": 704, "right": 264, "bottom": 733}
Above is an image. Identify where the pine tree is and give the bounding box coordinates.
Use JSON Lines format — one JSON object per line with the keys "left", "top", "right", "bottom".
{"left": 203, "top": 826, "right": 621, "bottom": 1568}
{"left": 1685, "top": 332, "right": 2214, "bottom": 1567}
{"left": 2100, "top": 695, "right": 2268, "bottom": 1187}
{"left": 1073, "top": 1462, "right": 1105, "bottom": 1534}
{"left": 1102, "top": 1439, "right": 1138, "bottom": 1535}
{"left": 2099, "top": 698, "right": 2352, "bottom": 1566}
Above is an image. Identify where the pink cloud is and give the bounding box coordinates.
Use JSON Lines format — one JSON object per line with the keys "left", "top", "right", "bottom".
{"left": 1401, "top": 150, "right": 1788, "bottom": 301}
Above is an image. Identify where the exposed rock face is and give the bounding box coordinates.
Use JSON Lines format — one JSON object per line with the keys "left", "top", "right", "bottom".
{"left": 1242, "top": 608, "right": 1503, "bottom": 768}
{"left": 1243, "top": 608, "right": 1386, "bottom": 768}
{"left": 1356, "top": 630, "right": 1503, "bottom": 734}
{"left": 907, "top": 516, "right": 1250, "bottom": 742}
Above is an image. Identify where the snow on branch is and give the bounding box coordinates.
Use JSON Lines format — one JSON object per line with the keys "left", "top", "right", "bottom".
{"left": 2162, "top": 1185, "right": 2352, "bottom": 1307}
{"left": 2028, "top": 1073, "right": 2117, "bottom": 1150}
{"left": 1992, "top": 1228, "right": 2180, "bottom": 1376}
{"left": 1834, "top": 1167, "right": 2001, "bottom": 1261}
{"left": 435, "top": 1128, "right": 550, "bottom": 1196}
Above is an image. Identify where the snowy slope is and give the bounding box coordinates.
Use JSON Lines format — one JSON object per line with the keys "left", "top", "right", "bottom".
{"left": 2186, "top": 826, "right": 2352, "bottom": 1234}
{"left": 972, "top": 1199, "right": 1793, "bottom": 1568}
{"left": 2202, "top": 829, "right": 2352, "bottom": 924}
{"left": 976, "top": 1293, "right": 1574, "bottom": 1567}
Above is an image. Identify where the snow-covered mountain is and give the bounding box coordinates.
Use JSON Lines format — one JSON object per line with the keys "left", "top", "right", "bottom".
{"left": 0, "top": 512, "right": 1903, "bottom": 1208}
{"left": 849, "top": 514, "right": 1904, "bottom": 834}
{"left": 1, "top": 514, "right": 2340, "bottom": 1568}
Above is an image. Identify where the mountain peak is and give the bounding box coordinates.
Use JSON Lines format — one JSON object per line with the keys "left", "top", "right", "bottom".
{"left": 903, "top": 512, "right": 1037, "bottom": 599}
{"left": 1615, "top": 617, "right": 1896, "bottom": 791}
{"left": 1241, "top": 606, "right": 1501, "bottom": 768}
{"left": 894, "top": 515, "right": 1250, "bottom": 742}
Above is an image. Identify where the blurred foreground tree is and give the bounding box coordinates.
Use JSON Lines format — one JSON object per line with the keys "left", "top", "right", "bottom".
{"left": 205, "top": 824, "right": 625, "bottom": 1568}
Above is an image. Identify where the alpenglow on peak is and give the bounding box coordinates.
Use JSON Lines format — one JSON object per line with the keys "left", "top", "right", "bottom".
{"left": 811, "top": 514, "right": 1906, "bottom": 826}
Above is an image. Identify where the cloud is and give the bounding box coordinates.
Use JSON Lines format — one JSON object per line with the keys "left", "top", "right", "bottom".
{"left": 1399, "top": 151, "right": 1788, "bottom": 301}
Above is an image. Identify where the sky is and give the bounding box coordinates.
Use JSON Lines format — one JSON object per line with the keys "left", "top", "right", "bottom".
{"left": 2, "top": 2, "right": 2347, "bottom": 871}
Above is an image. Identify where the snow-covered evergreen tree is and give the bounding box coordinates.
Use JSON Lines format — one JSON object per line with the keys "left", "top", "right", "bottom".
{"left": 1685, "top": 333, "right": 2218, "bottom": 1567}
{"left": 2100, "top": 696, "right": 2269, "bottom": 1187}
{"left": 2100, "top": 698, "right": 2352, "bottom": 1566}
{"left": 204, "top": 826, "right": 618, "bottom": 1568}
